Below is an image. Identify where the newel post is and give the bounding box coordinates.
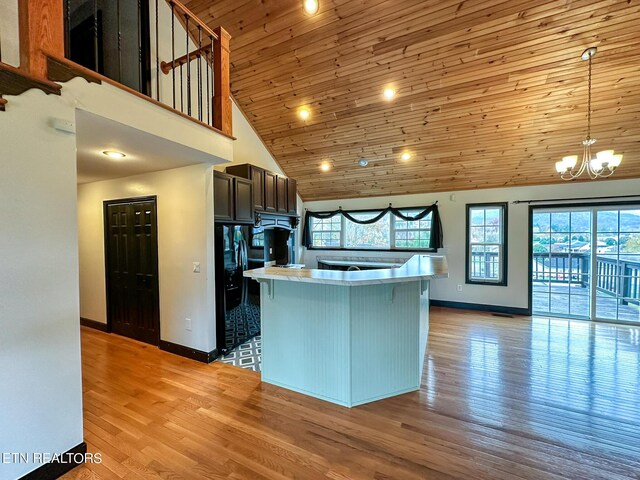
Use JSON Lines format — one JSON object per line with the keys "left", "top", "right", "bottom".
{"left": 18, "top": 0, "right": 65, "bottom": 78}
{"left": 213, "top": 26, "right": 232, "bottom": 136}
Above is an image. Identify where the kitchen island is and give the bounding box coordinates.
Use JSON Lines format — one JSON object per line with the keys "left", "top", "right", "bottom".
{"left": 244, "top": 255, "right": 448, "bottom": 407}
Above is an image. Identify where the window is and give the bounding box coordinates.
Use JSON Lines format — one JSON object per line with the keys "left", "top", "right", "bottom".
{"left": 394, "top": 209, "right": 432, "bottom": 249}
{"left": 310, "top": 217, "right": 342, "bottom": 248}
{"left": 307, "top": 207, "right": 436, "bottom": 251}
{"left": 466, "top": 203, "right": 508, "bottom": 285}
{"left": 345, "top": 213, "right": 390, "bottom": 249}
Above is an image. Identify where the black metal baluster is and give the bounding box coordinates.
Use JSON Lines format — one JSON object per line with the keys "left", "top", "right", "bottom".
{"left": 179, "top": 18, "right": 184, "bottom": 113}
{"left": 206, "top": 35, "right": 211, "bottom": 125}
{"left": 93, "top": 0, "right": 99, "bottom": 73}
{"left": 137, "top": 0, "right": 143, "bottom": 95}
{"left": 186, "top": 15, "right": 191, "bottom": 117}
{"left": 209, "top": 35, "right": 214, "bottom": 126}
{"left": 171, "top": 2, "right": 176, "bottom": 109}
{"left": 155, "top": 0, "right": 159, "bottom": 100}
{"left": 64, "top": 0, "right": 71, "bottom": 57}
{"left": 197, "top": 26, "right": 202, "bottom": 121}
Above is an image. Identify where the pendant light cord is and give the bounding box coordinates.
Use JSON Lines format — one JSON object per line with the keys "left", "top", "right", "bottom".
{"left": 587, "top": 53, "right": 592, "bottom": 140}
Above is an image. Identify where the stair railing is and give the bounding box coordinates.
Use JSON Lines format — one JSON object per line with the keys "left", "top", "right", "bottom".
{"left": 153, "top": 0, "right": 232, "bottom": 136}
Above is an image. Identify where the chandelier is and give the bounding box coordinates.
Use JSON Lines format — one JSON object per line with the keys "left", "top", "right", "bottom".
{"left": 555, "top": 47, "right": 623, "bottom": 180}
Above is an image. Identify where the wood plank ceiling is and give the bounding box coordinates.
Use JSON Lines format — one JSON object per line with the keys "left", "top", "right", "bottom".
{"left": 185, "top": 0, "right": 640, "bottom": 201}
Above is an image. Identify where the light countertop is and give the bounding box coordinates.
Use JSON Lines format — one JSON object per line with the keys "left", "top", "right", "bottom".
{"left": 244, "top": 254, "right": 448, "bottom": 286}
{"left": 317, "top": 258, "right": 405, "bottom": 268}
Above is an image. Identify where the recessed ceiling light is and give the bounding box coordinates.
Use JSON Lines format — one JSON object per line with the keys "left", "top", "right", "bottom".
{"left": 358, "top": 159, "right": 369, "bottom": 167}
{"left": 303, "top": 0, "right": 319, "bottom": 15}
{"left": 103, "top": 150, "right": 126, "bottom": 159}
{"left": 401, "top": 152, "right": 412, "bottom": 161}
{"left": 298, "top": 107, "right": 311, "bottom": 121}
{"left": 383, "top": 87, "right": 396, "bottom": 100}
{"left": 320, "top": 162, "right": 331, "bottom": 172}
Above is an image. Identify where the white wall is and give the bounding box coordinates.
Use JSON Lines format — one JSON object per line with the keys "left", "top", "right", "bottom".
{"left": 229, "top": 102, "right": 285, "bottom": 175}
{"left": 303, "top": 178, "right": 640, "bottom": 310}
{"left": 0, "top": 91, "right": 83, "bottom": 479}
{"left": 78, "top": 164, "right": 216, "bottom": 352}
{"left": 0, "top": 0, "right": 19, "bottom": 66}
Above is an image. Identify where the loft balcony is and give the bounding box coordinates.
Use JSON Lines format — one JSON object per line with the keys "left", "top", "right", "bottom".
{"left": 0, "top": 0, "right": 233, "bottom": 140}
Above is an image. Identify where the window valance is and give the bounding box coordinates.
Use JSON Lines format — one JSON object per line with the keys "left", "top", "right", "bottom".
{"left": 302, "top": 203, "right": 443, "bottom": 250}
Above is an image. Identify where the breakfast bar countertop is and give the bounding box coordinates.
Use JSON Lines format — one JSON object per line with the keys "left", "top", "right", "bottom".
{"left": 244, "top": 254, "right": 448, "bottom": 286}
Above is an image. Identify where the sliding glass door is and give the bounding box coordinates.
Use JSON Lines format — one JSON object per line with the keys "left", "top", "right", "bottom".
{"left": 595, "top": 208, "right": 640, "bottom": 322}
{"left": 532, "top": 205, "right": 640, "bottom": 323}
{"left": 532, "top": 209, "right": 592, "bottom": 319}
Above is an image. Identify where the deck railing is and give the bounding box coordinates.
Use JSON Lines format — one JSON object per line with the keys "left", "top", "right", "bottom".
{"left": 471, "top": 251, "right": 640, "bottom": 306}
{"left": 528, "top": 252, "right": 640, "bottom": 306}
{"left": 531, "top": 252, "right": 590, "bottom": 286}
{"left": 595, "top": 255, "right": 640, "bottom": 305}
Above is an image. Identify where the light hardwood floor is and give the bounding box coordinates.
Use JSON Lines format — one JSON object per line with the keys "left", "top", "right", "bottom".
{"left": 63, "top": 308, "right": 640, "bottom": 480}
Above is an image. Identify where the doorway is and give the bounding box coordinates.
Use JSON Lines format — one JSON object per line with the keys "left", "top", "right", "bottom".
{"left": 530, "top": 204, "right": 640, "bottom": 323}
{"left": 104, "top": 196, "right": 160, "bottom": 344}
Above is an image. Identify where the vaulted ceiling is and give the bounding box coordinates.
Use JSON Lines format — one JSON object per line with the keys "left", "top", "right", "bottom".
{"left": 185, "top": 0, "right": 640, "bottom": 201}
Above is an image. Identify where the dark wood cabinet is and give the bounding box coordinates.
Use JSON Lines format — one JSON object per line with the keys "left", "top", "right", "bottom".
{"left": 276, "top": 176, "right": 288, "bottom": 214}
{"left": 223, "top": 163, "right": 298, "bottom": 219}
{"left": 214, "top": 171, "right": 234, "bottom": 222}
{"left": 214, "top": 171, "right": 253, "bottom": 223}
{"left": 226, "top": 164, "right": 265, "bottom": 211}
{"left": 234, "top": 177, "right": 254, "bottom": 223}
{"left": 287, "top": 178, "right": 297, "bottom": 214}
{"left": 264, "top": 171, "right": 277, "bottom": 213}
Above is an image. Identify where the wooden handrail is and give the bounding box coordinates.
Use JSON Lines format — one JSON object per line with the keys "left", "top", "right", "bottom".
{"left": 161, "top": 44, "right": 212, "bottom": 74}
{"left": 167, "top": 0, "right": 218, "bottom": 40}
{"left": 0, "top": 97, "right": 7, "bottom": 111}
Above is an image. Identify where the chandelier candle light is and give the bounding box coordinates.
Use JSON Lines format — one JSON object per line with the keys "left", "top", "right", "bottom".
{"left": 556, "top": 47, "right": 623, "bottom": 180}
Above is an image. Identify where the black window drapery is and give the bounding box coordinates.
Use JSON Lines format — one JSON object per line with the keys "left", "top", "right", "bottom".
{"left": 302, "top": 203, "right": 443, "bottom": 250}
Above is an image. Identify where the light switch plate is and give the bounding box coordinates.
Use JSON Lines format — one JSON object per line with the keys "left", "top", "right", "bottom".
{"left": 185, "top": 318, "right": 192, "bottom": 331}
{"left": 193, "top": 262, "right": 201, "bottom": 273}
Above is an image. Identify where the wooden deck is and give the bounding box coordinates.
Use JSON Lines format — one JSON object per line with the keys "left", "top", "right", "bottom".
{"left": 533, "top": 282, "right": 640, "bottom": 322}
{"left": 62, "top": 308, "right": 640, "bottom": 480}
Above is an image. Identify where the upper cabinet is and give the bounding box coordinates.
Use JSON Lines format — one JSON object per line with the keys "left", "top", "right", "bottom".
{"left": 214, "top": 171, "right": 254, "bottom": 223}
{"left": 214, "top": 172, "right": 234, "bottom": 222}
{"left": 227, "top": 164, "right": 265, "bottom": 211}
{"left": 264, "top": 171, "right": 277, "bottom": 213}
{"left": 234, "top": 177, "right": 254, "bottom": 223}
{"left": 276, "top": 176, "right": 288, "bottom": 214}
{"left": 224, "top": 164, "right": 298, "bottom": 218}
{"left": 287, "top": 178, "right": 297, "bottom": 215}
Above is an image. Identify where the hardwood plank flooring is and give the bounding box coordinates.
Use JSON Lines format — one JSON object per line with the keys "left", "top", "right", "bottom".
{"left": 62, "top": 308, "right": 640, "bottom": 479}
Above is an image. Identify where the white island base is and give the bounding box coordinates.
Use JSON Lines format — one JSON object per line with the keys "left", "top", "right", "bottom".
{"left": 246, "top": 255, "right": 448, "bottom": 407}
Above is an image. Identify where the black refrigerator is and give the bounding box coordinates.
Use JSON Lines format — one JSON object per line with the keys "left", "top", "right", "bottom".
{"left": 214, "top": 224, "right": 262, "bottom": 355}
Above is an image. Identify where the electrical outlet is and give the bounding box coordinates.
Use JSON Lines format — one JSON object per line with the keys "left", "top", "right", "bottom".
{"left": 185, "top": 318, "right": 192, "bottom": 331}
{"left": 457, "top": 284, "right": 463, "bottom": 292}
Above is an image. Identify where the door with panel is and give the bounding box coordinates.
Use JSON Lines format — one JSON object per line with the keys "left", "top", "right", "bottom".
{"left": 105, "top": 197, "right": 160, "bottom": 345}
